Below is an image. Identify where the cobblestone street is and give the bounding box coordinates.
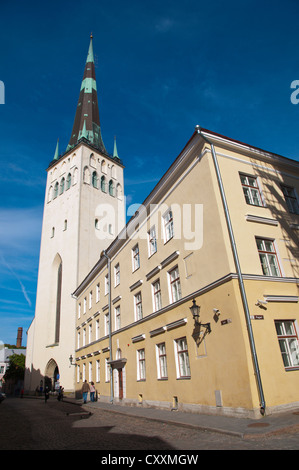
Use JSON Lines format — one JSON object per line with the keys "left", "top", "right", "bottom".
{"left": 1, "top": 397, "right": 299, "bottom": 452}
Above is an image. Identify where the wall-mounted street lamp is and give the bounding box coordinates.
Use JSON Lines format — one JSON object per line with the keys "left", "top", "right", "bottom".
{"left": 189, "top": 299, "right": 211, "bottom": 334}
{"left": 69, "top": 354, "right": 78, "bottom": 367}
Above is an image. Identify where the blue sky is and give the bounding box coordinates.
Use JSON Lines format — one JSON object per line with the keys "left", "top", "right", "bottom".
{"left": 1, "top": 0, "right": 299, "bottom": 345}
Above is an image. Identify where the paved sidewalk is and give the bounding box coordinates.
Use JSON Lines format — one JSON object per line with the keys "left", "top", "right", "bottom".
{"left": 65, "top": 398, "right": 299, "bottom": 439}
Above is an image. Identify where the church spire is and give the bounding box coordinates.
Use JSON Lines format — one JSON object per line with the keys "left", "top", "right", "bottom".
{"left": 67, "top": 35, "right": 107, "bottom": 154}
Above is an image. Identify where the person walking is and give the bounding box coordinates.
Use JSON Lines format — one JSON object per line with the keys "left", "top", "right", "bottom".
{"left": 44, "top": 386, "right": 50, "bottom": 403}
{"left": 81, "top": 380, "right": 90, "bottom": 404}
{"left": 90, "top": 381, "right": 95, "bottom": 402}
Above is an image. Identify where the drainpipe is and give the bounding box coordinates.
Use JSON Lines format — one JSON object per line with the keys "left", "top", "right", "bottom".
{"left": 101, "top": 250, "right": 113, "bottom": 404}
{"left": 195, "top": 125, "right": 266, "bottom": 415}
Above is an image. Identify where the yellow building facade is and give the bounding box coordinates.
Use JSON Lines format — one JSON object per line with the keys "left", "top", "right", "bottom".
{"left": 72, "top": 127, "right": 299, "bottom": 419}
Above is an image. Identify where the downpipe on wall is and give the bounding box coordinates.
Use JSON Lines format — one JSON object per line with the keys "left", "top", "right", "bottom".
{"left": 195, "top": 125, "right": 266, "bottom": 416}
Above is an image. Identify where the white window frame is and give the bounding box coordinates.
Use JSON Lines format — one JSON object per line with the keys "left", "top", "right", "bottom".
{"left": 114, "top": 263, "right": 120, "bottom": 287}
{"left": 137, "top": 348, "right": 146, "bottom": 381}
{"left": 156, "top": 342, "right": 168, "bottom": 379}
{"left": 95, "top": 319, "right": 100, "bottom": 340}
{"left": 134, "top": 292, "right": 143, "bottom": 321}
{"left": 96, "top": 359, "right": 100, "bottom": 383}
{"left": 88, "top": 323, "right": 92, "bottom": 343}
{"left": 256, "top": 238, "right": 281, "bottom": 277}
{"left": 78, "top": 303, "right": 81, "bottom": 319}
{"left": 83, "top": 297, "right": 87, "bottom": 314}
{"left": 275, "top": 320, "right": 299, "bottom": 369}
{"left": 89, "top": 290, "right": 92, "bottom": 309}
{"left": 83, "top": 328, "right": 86, "bottom": 347}
{"left": 240, "top": 173, "right": 264, "bottom": 207}
{"left": 89, "top": 361, "right": 92, "bottom": 382}
{"left": 132, "top": 244, "right": 140, "bottom": 272}
{"left": 96, "top": 283, "right": 100, "bottom": 303}
{"left": 281, "top": 184, "right": 299, "bottom": 215}
{"left": 105, "top": 358, "right": 110, "bottom": 382}
{"left": 152, "top": 279, "right": 162, "bottom": 312}
{"left": 168, "top": 266, "right": 182, "bottom": 303}
{"left": 105, "top": 274, "right": 109, "bottom": 295}
{"left": 105, "top": 313, "right": 109, "bottom": 336}
{"left": 163, "top": 208, "right": 174, "bottom": 243}
{"left": 148, "top": 225, "right": 157, "bottom": 257}
{"left": 174, "top": 337, "right": 191, "bottom": 378}
{"left": 77, "top": 331, "right": 80, "bottom": 349}
{"left": 115, "top": 306, "right": 121, "bottom": 330}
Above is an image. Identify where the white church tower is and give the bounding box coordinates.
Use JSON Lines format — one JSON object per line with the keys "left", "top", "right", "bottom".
{"left": 25, "top": 36, "right": 125, "bottom": 394}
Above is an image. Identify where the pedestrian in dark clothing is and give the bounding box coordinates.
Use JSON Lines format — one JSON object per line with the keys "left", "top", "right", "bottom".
{"left": 57, "top": 386, "right": 64, "bottom": 401}
{"left": 44, "top": 386, "right": 50, "bottom": 403}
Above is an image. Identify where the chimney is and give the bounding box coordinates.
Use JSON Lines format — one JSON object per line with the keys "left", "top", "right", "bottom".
{"left": 16, "top": 327, "right": 23, "bottom": 348}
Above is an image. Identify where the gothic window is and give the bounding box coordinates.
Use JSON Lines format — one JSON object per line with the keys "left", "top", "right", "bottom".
{"left": 55, "top": 261, "right": 62, "bottom": 343}
{"left": 101, "top": 160, "right": 107, "bottom": 174}
{"left": 66, "top": 172, "right": 71, "bottom": 190}
{"left": 54, "top": 182, "right": 59, "bottom": 199}
{"left": 111, "top": 165, "right": 116, "bottom": 179}
{"left": 48, "top": 186, "right": 53, "bottom": 202}
{"left": 83, "top": 166, "right": 90, "bottom": 184}
{"left": 116, "top": 183, "right": 122, "bottom": 199}
{"left": 60, "top": 177, "right": 65, "bottom": 195}
{"left": 109, "top": 180, "right": 114, "bottom": 196}
{"left": 92, "top": 171, "right": 98, "bottom": 188}
{"left": 101, "top": 175, "right": 106, "bottom": 192}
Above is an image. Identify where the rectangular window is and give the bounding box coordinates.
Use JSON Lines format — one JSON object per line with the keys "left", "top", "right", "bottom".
{"left": 137, "top": 348, "right": 146, "bottom": 380}
{"left": 83, "top": 297, "right": 87, "bottom": 314}
{"left": 168, "top": 266, "right": 182, "bottom": 302}
{"left": 89, "top": 361, "right": 92, "bottom": 382}
{"left": 82, "top": 363, "right": 86, "bottom": 382}
{"left": 78, "top": 303, "right": 81, "bottom": 319}
{"left": 148, "top": 225, "right": 157, "bottom": 256}
{"left": 88, "top": 323, "right": 92, "bottom": 343}
{"left": 152, "top": 279, "right": 162, "bottom": 312}
{"left": 163, "top": 209, "right": 174, "bottom": 242}
{"left": 105, "top": 358, "right": 110, "bottom": 382}
{"left": 115, "top": 306, "right": 121, "bottom": 330}
{"left": 114, "top": 263, "right": 120, "bottom": 286}
{"left": 96, "top": 283, "right": 100, "bottom": 303}
{"left": 281, "top": 185, "right": 299, "bottom": 214}
{"left": 77, "top": 331, "right": 80, "bottom": 349}
{"left": 240, "top": 173, "right": 264, "bottom": 206}
{"left": 156, "top": 342, "right": 168, "bottom": 379}
{"left": 105, "top": 274, "right": 109, "bottom": 295}
{"left": 83, "top": 328, "right": 86, "bottom": 346}
{"left": 132, "top": 244, "right": 140, "bottom": 271}
{"left": 275, "top": 320, "right": 299, "bottom": 369}
{"left": 96, "top": 319, "right": 100, "bottom": 340}
{"left": 134, "top": 292, "right": 143, "bottom": 321}
{"left": 175, "top": 337, "right": 191, "bottom": 378}
{"left": 256, "top": 238, "right": 281, "bottom": 277}
{"left": 105, "top": 313, "right": 109, "bottom": 336}
{"left": 89, "top": 291, "right": 92, "bottom": 309}
{"left": 96, "top": 359, "right": 100, "bottom": 383}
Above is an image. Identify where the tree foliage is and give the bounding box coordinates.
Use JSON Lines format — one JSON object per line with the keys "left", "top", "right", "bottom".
{"left": 4, "top": 353, "right": 25, "bottom": 381}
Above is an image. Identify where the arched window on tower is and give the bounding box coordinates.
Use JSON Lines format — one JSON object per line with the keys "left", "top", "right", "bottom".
{"left": 66, "top": 172, "right": 71, "bottom": 190}
{"left": 101, "top": 160, "right": 107, "bottom": 174}
{"left": 55, "top": 261, "right": 62, "bottom": 344}
{"left": 54, "top": 182, "right": 59, "bottom": 199}
{"left": 109, "top": 180, "right": 114, "bottom": 197}
{"left": 101, "top": 175, "right": 106, "bottom": 192}
{"left": 60, "top": 177, "right": 65, "bottom": 195}
{"left": 116, "top": 183, "right": 122, "bottom": 200}
{"left": 92, "top": 171, "right": 98, "bottom": 188}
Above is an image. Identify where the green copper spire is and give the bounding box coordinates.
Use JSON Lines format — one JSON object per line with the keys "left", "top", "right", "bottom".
{"left": 86, "top": 33, "right": 94, "bottom": 63}
{"left": 67, "top": 35, "right": 107, "bottom": 154}
{"left": 53, "top": 139, "right": 59, "bottom": 160}
{"left": 113, "top": 136, "right": 119, "bottom": 159}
